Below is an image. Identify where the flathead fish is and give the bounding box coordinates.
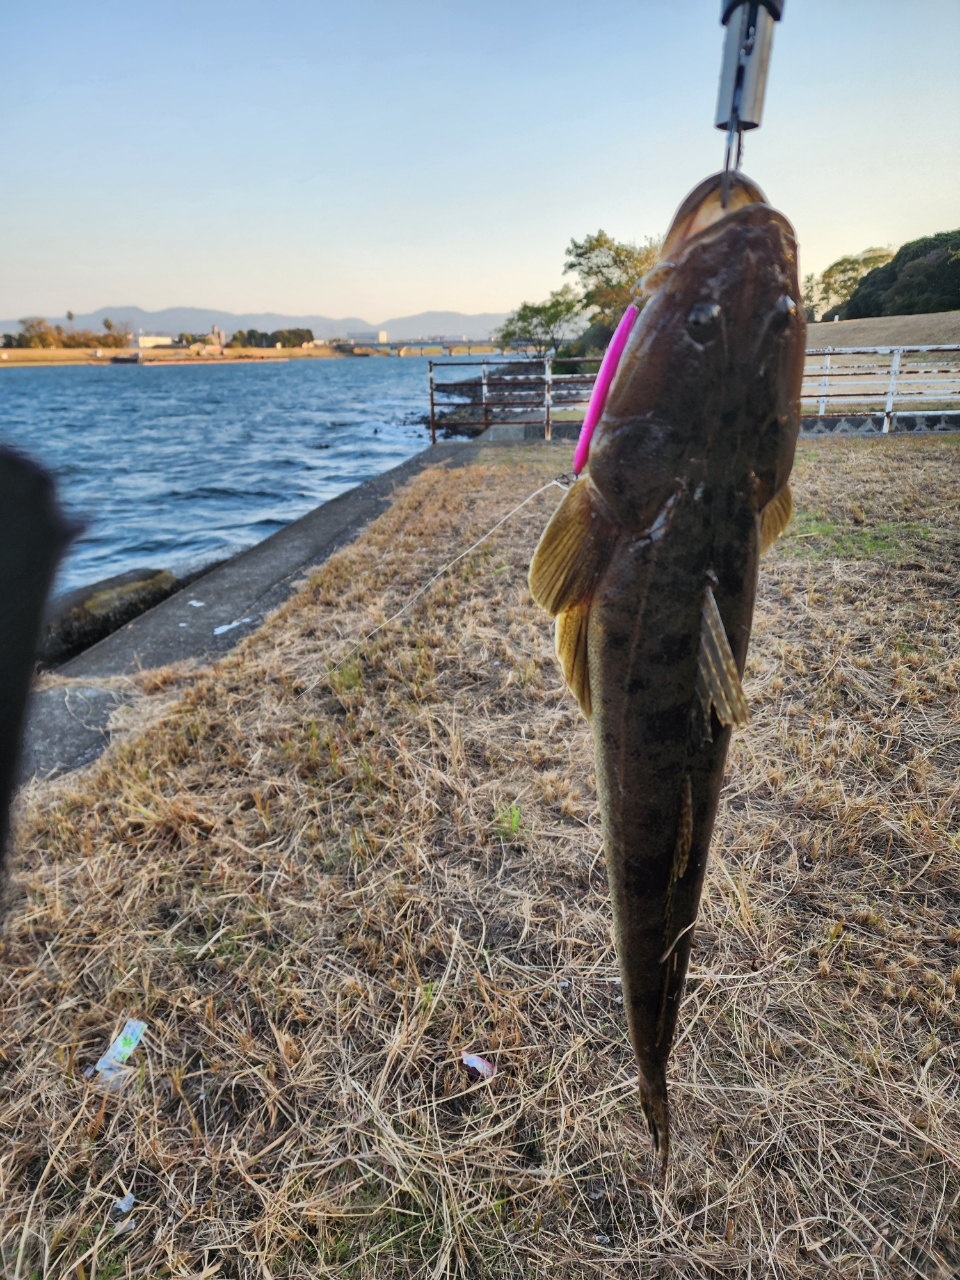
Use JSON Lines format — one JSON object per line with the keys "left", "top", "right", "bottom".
{"left": 529, "top": 172, "right": 805, "bottom": 1166}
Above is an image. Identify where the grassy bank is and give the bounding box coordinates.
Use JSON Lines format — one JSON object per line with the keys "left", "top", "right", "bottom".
{"left": 3, "top": 436, "right": 960, "bottom": 1278}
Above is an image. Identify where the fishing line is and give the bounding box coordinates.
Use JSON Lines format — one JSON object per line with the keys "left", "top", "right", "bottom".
{"left": 317, "top": 470, "right": 574, "bottom": 683}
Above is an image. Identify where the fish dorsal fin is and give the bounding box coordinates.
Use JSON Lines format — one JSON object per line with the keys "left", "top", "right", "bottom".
{"left": 760, "top": 483, "right": 793, "bottom": 554}
{"left": 695, "top": 585, "right": 749, "bottom": 730}
{"left": 528, "top": 477, "right": 617, "bottom": 617}
{"left": 556, "top": 603, "right": 591, "bottom": 717}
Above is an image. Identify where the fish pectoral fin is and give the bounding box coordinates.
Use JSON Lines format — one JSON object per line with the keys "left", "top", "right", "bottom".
{"left": 529, "top": 477, "right": 616, "bottom": 718}
{"left": 528, "top": 476, "right": 617, "bottom": 617}
{"left": 555, "top": 603, "right": 591, "bottom": 717}
{"left": 760, "top": 483, "right": 793, "bottom": 554}
{"left": 696, "top": 585, "right": 749, "bottom": 729}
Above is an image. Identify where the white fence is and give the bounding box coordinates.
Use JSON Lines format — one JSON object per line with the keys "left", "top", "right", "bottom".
{"left": 428, "top": 346, "right": 960, "bottom": 443}
{"left": 802, "top": 345, "right": 960, "bottom": 432}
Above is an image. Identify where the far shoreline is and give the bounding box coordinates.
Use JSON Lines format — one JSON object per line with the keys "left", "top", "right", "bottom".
{"left": 4, "top": 307, "right": 958, "bottom": 369}
{"left": 0, "top": 342, "right": 501, "bottom": 369}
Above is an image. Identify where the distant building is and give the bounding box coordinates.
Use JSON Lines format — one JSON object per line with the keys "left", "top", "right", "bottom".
{"left": 138, "top": 334, "right": 175, "bottom": 348}
{"left": 346, "top": 331, "right": 390, "bottom": 344}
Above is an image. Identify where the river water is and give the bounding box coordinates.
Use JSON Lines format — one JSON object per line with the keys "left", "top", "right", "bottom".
{"left": 1, "top": 357, "right": 448, "bottom": 594}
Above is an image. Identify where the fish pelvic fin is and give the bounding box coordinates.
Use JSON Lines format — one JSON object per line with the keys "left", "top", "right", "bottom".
{"left": 528, "top": 477, "right": 617, "bottom": 717}
{"left": 556, "top": 603, "right": 592, "bottom": 717}
{"left": 638, "top": 1062, "right": 671, "bottom": 1174}
{"left": 696, "top": 585, "right": 749, "bottom": 730}
{"left": 760, "top": 483, "right": 793, "bottom": 554}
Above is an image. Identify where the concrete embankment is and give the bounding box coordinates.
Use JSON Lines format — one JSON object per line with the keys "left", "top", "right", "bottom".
{"left": 21, "top": 441, "right": 480, "bottom": 781}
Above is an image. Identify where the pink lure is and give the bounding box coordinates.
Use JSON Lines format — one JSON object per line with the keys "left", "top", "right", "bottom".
{"left": 461, "top": 1051, "right": 496, "bottom": 1080}
{"left": 572, "top": 305, "right": 639, "bottom": 475}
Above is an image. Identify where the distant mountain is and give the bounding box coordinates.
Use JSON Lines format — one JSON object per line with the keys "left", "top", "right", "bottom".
{"left": 0, "top": 305, "right": 511, "bottom": 342}
{"left": 378, "top": 311, "right": 510, "bottom": 340}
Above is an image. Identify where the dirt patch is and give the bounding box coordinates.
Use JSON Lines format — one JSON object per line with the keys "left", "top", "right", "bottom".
{"left": 807, "top": 309, "right": 960, "bottom": 348}
{"left": 3, "top": 437, "right": 960, "bottom": 1277}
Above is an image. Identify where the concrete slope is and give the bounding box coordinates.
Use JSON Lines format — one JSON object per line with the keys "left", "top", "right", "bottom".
{"left": 21, "top": 442, "right": 477, "bottom": 781}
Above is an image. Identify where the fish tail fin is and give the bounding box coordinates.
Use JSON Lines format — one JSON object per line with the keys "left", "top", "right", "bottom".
{"left": 638, "top": 1062, "right": 671, "bottom": 1174}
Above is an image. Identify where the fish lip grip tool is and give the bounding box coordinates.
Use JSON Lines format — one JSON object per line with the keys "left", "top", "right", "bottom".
{"left": 573, "top": 0, "right": 786, "bottom": 474}
{"left": 716, "top": 1, "right": 784, "bottom": 199}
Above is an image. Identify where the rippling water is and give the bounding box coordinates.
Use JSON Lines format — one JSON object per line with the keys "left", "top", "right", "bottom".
{"left": 0, "top": 358, "right": 443, "bottom": 593}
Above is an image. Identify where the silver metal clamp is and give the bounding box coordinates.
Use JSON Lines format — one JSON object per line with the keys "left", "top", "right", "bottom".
{"left": 715, "top": 1, "right": 784, "bottom": 200}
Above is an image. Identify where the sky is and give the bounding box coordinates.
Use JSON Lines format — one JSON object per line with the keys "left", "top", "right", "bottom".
{"left": 1, "top": 0, "right": 958, "bottom": 322}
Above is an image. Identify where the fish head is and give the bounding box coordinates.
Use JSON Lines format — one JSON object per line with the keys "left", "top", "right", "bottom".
{"left": 586, "top": 173, "right": 805, "bottom": 532}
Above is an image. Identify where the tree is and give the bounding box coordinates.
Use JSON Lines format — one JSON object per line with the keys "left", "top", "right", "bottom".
{"left": 493, "top": 286, "right": 583, "bottom": 357}
{"left": 1, "top": 316, "right": 131, "bottom": 349}
{"left": 801, "top": 273, "right": 822, "bottom": 323}
{"left": 563, "top": 229, "right": 661, "bottom": 330}
{"left": 227, "top": 328, "right": 313, "bottom": 348}
{"left": 100, "top": 318, "right": 131, "bottom": 347}
{"left": 840, "top": 229, "right": 960, "bottom": 319}
{"left": 15, "top": 317, "right": 58, "bottom": 348}
{"left": 66, "top": 311, "right": 74, "bottom": 323}
{"left": 806, "top": 248, "right": 893, "bottom": 321}
{"left": 272, "top": 328, "right": 314, "bottom": 347}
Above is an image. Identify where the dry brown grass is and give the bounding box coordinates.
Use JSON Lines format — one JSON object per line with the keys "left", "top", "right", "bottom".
{"left": 3, "top": 436, "right": 960, "bottom": 1279}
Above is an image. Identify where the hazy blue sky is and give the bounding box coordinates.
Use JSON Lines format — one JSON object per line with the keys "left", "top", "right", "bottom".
{"left": 2, "top": 0, "right": 958, "bottom": 321}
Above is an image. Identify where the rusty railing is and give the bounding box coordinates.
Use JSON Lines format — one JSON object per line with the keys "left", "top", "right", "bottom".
{"left": 428, "top": 357, "right": 601, "bottom": 444}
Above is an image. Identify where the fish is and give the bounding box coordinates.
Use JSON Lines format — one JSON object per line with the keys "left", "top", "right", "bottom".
{"left": 528, "top": 172, "right": 805, "bottom": 1168}
{"left": 0, "top": 447, "right": 75, "bottom": 869}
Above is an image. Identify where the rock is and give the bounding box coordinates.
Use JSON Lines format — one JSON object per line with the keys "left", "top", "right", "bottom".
{"left": 40, "top": 569, "right": 180, "bottom": 667}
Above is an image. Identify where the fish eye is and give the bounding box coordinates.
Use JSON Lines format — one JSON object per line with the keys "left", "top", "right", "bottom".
{"left": 686, "top": 301, "right": 721, "bottom": 343}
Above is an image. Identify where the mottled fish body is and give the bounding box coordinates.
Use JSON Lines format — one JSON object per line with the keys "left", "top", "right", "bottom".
{"left": 529, "top": 173, "right": 804, "bottom": 1164}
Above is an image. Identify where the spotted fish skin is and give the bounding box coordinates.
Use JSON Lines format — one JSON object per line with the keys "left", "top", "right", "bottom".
{"left": 529, "top": 173, "right": 805, "bottom": 1166}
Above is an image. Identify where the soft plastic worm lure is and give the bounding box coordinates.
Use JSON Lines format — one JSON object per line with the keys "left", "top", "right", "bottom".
{"left": 572, "top": 304, "right": 639, "bottom": 475}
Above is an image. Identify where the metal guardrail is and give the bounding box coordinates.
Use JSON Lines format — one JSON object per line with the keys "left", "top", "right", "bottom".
{"left": 429, "top": 346, "right": 960, "bottom": 443}
{"left": 802, "top": 345, "right": 960, "bottom": 432}
{"left": 428, "top": 357, "right": 600, "bottom": 444}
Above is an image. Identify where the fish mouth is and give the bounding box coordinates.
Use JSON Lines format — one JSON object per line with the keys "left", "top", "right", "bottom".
{"left": 574, "top": 171, "right": 800, "bottom": 476}
{"left": 637, "top": 171, "right": 796, "bottom": 302}
{"left": 660, "top": 171, "right": 770, "bottom": 259}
